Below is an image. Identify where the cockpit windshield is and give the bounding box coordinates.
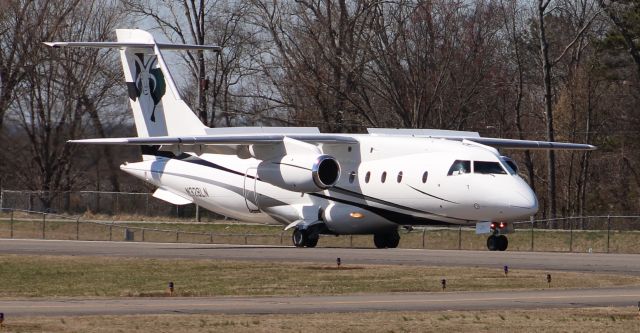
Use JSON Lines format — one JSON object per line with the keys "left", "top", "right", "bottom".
{"left": 474, "top": 161, "right": 507, "bottom": 175}
{"left": 500, "top": 156, "right": 518, "bottom": 175}
{"left": 447, "top": 160, "right": 471, "bottom": 176}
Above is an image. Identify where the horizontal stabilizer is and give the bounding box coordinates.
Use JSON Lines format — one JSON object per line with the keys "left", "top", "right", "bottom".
{"left": 44, "top": 41, "right": 221, "bottom": 51}
{"left": 152, "top": 187, "right": 193, "bottom": 205}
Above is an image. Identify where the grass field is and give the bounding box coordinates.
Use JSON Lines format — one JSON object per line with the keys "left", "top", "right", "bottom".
{"left": 2, "top": 217, "right": 640, "bottom": 253}
{"left": 0, "top": 255, "right": 639, "bottom": 298}
{"left": 2, "top": 307, "right": 639, "bottom": 332}
{"left": 2, "top": 210, "right": 640, "bottom": 252}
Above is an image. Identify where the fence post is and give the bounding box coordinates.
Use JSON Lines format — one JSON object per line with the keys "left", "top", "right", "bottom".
{"left": 422, "top": 228, "right": 426, "bottom": 249}
{"left": 350, "top": 235, "right": 353, "bottom": 248}
{"left": 109, "top": 224, "right": 112, "bottom": 241}
{"left": 195, "top": 204, "right": 201, "bottom": 222}
{"left": 458, "top": 226, "right": 462, "bottom": 250}
{"left": 10, "top": 209, "right": 14, "bottom": 239}
{"left": 210, "top": 232, "right": 213, "bottom": 244}
{"left": 607, "top": 215, "right": 611, "bottom": 253}
{"left": 244, "top": 235, "right": 248, "bottom": 245}
{"left": 176, "top": 231, "right": 179, "bottom": 243}
{"left": 280, "top": 232, "right": 284, "bottom": 245}
{"left": 569, "top": 218, "right": 573, "bottom": 252}
{"left": 76, "top": 217, "right": 80, "bottom": 241}
{"left": 42, "top": 213, "right": 46, "bottom": 239}
{"left": 530, "top": 216, "right": 534, "bottom": 252}
{"left": 141, "top": 229, "right": 145, "bottom": 242}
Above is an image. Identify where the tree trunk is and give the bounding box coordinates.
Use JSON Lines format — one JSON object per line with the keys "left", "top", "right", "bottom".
{"left": 538, "top": 0, "right": 557, "bottom": 225}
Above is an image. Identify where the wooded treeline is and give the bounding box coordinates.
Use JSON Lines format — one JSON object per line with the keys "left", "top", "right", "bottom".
{"left": 1, "top": 0, "right": 640, "bottom": 219}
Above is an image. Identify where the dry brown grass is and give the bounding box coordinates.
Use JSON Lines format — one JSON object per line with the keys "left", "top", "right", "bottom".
{"left": 2, "top": 212, "right": 640, "bottom": 253}
{"left": 1, "top": 255, "right": 639, "bottom": 298}
{"left": 2, "top": 307, "right": 639, "bottom": 332}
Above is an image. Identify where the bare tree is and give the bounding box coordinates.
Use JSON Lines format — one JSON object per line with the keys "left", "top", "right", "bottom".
{"left": 2, "top": 0, "right": 125, "bottom": 209}
{"left": 597, "top": 0, "right": 640, "bottom": 78}
{"left": 249, "top": 0, "right": 381, "bottom": 131}
{"left": 499, "top": 0, "right": 537, "bottom": 192}
{"left": 365, "top": 1, "right": 505, "bottom": 130}
{"left": 536, "top": 0, "right": 600, "bottom": 220}
{"left": 0, "top": 0, "right": 81, "bottom": 130}
{"left": 122, "top": 0, "right": 217, "bottom": 125}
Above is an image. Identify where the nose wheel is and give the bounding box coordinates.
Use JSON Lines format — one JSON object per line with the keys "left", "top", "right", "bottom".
{"left": 487, "top": 234, "right": 508, "bottom": 251}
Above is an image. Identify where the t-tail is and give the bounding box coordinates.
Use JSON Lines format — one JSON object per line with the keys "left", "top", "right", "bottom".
{"left": 45, "top": 29, "right": 218, "bottom": 139}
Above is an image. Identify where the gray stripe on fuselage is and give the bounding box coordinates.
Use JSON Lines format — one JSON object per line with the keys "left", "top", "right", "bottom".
{"left": 154, "top": 155, "right": 467, "bottom": 225}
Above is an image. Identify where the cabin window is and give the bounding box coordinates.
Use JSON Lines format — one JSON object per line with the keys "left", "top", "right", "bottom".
{"left": 422, "top": 171, "right": 429, "bottom": 183}
{"left": 365, "top": 171, "right": 371, "bottom": 183}
{"left": 397, "top": 171, "right": 403, "bottom": 183}
{"left": 349, "top": 171, "right": 356, "bottom": 183}
{"left": 447, "top": 160, "right": 471, "bottom": 176}
{"left": 381, "top": 171, "right": 387, "bottom": 183}
{"left": 474, "top": 161, "right": 507, "bottom": 175}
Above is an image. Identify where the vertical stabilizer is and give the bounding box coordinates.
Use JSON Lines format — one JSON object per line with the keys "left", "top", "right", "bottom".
{"left": 115, "top": 29, "right": 207, "bottom": 137}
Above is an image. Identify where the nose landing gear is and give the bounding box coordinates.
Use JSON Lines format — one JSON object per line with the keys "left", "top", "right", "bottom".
{"left": 487, "top": 234, "right": 508, "bottom": 251}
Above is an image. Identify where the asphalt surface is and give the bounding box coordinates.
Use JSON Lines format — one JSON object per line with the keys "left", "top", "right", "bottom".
{"left": 2, "top": 239, "right": 640, "bottom": 317}
{"left": 1, "top": 238, "right": 640, "bottom": 275}
{"left": 2, "top": 287, "right": 640, "bottom": 317}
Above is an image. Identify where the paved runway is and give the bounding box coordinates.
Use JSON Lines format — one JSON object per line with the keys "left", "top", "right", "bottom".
{"left": 2, "top": 287, "right": 640, "bottom": 317}
{"left": 1, "top": 238, "right": 640, "bottom": 275}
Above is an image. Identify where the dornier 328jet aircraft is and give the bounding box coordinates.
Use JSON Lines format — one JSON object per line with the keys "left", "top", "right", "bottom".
{"left": 46, "top": 29, "right": 595, "bottom": 251}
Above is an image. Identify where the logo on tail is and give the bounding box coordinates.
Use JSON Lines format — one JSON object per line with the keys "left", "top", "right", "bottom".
{"left": 126, "top": 53, "right": 166, "bottom": 122}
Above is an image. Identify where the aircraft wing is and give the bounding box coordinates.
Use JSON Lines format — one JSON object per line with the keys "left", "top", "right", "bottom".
{"left": 460, "top": 137, "right": 596, "bottom": 150}
{"left": 366, "top": 128, "right": 596, "bottom": 150}
{"left": 68, "top": 134, "right": 358, "bottom": 145}
{"left": 69, "top": 131, "right": 596, "bottom": 150}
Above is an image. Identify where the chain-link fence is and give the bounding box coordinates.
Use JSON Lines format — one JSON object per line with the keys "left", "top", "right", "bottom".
{"left": 0, "top": 189, "right": 225, "bottom": 221}
{"left": 1, "top": 207, "right": 640, "bottom": 253}
{"left": 0, "top": 208, "right": 286, "bottom": 245}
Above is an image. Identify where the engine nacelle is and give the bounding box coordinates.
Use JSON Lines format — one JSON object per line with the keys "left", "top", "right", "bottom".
{"left": 258, "top": 154, "right": 340, "bottom": 193}
{"left": 323, "top": 203, "right": 397, "bottom": 234}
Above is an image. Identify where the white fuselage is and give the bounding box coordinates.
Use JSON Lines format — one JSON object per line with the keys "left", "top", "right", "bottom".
{"left": 121, "top": 135, "right": 538, "bottom": 234}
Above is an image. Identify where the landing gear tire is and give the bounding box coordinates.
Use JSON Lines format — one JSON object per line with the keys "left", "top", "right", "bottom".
{"left": 306, "top": 234, "right": 319, "bottom": 248}
{"left": 497, "top": 235, "right": 508, "bottom": 251}
{"left": 487, "top": 235, "right": 498, "bottom": 251}
{"left": 374, "top": 231, "right": 400, "bottom": 249}
{"left": 387, "top": 231, "right": 400, "bottom": 248}
{"left": 292, "top": 229, "right": 307, "bottom": 248}
{"left": 487, "top": 235, "right": 508, "bottom": 251}
{"left": 292, "top": 229, "right": 319, "bottom": 248}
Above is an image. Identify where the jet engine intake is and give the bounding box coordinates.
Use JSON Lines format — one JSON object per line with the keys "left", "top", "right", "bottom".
{"left": 258, "top": 154, "right": 340, "bottom": 193}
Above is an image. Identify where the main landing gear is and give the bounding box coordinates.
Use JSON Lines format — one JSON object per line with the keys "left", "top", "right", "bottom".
{"left": 292, "top": 228, "right": 319, "bottom": 248}
{"left": 374, "top": 230, "right": 400, "bottom": 249}
{"left": 486, "top": 234, "right": 508, "bottom": 251}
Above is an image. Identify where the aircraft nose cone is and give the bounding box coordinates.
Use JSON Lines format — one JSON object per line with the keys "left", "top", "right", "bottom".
{"left": 511, "top": 183, "right": 538, "bottom": 213}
